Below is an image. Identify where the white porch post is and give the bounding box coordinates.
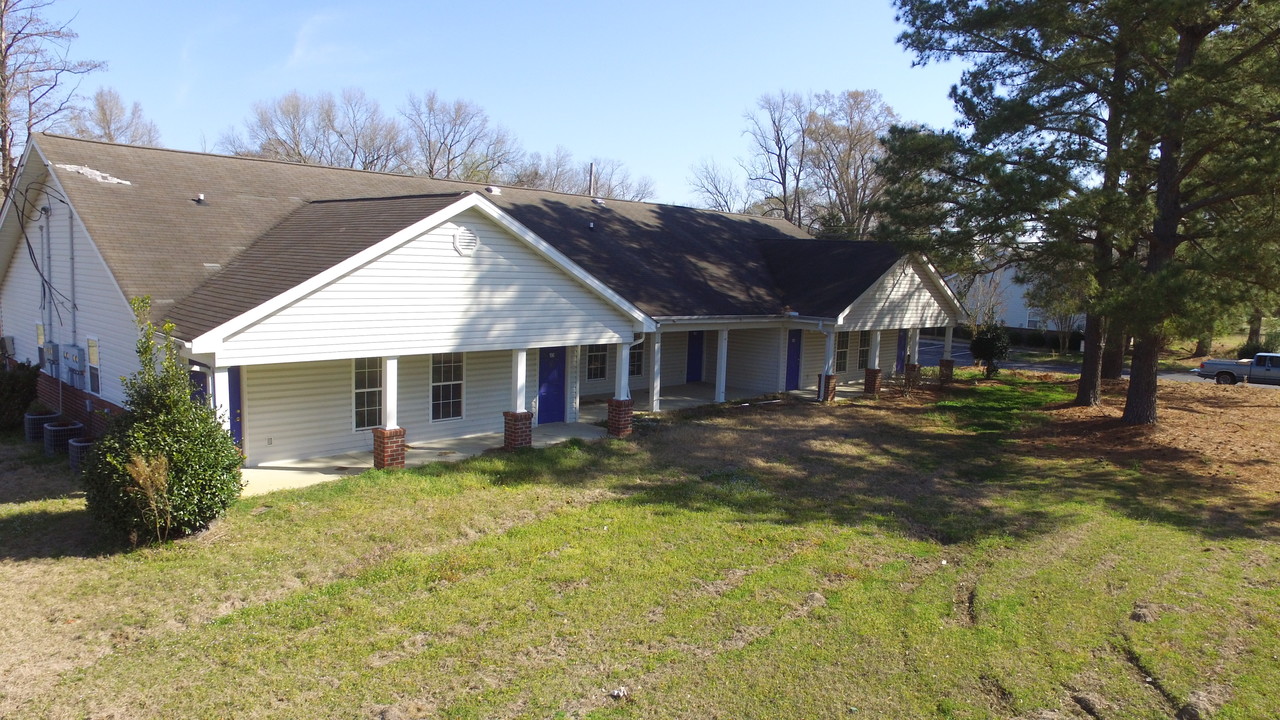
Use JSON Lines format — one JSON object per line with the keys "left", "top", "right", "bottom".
{"left": 614, "top": 342, "right": 631, "bottom": 400}
{"left": 384, "top": 356, "right": 399, "bottom": 429}
{"left": 649, "top": 331, "right": 662, "bottom": 412}
{"left": 908, "top": 328, "right": 921, "bottom": 365}
{"left": 868, "top": 331, "right": 881, "bottom": 370}
{"left": 213, "top": 366, "right": 231, "bottom": 432}
{"left": 823, "top": 331, "right": 836, "bottom": 376}
{"left": 715, "top": 329, "right": 729, "bottom": 403}
{"left": 943, "top": 325, "right": 955, "bottom": 360}
{"left": 511, "top": 349, "right": 527, "bottom": 412}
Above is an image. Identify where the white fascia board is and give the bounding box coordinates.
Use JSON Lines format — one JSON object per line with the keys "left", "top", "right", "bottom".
{"left": 191, "top": 193, "right": 655, "bottom": 354}
{"left": 654, "top": 315, "right": 832, "bottom": 332}
{"left": 914, "top": 254, "right": 968, "bottom": 323}
{"left": 0, "top": 144, "right": 47, "bottom": 284}
{"left": 834, "top": 254, "right": 967, "bottom": 328}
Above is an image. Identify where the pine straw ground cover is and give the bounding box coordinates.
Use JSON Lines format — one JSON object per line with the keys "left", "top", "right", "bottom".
{"left": 0, "top": 374, "right": 1277, "bottom": 719}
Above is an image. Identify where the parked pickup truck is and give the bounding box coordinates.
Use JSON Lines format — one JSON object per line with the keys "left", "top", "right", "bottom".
{"left": 1194, "top": 353, "right": 1280, "bottom": 385}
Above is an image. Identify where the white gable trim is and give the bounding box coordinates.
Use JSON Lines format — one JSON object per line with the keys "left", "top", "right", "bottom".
{"left": 190, "top": 193, "right": 654, "bottom": 354}
{"left": 836, "top": 254, "right": 966, "bottom": 328}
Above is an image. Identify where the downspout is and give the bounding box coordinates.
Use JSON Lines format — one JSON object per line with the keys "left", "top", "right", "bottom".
{"left": 67, "top": 204, "right": 77, "bottom": 341}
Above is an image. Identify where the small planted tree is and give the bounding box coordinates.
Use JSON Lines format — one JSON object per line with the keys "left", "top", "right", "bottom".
{"left": 970, "top": 325, "right": 1010, "bottom": 379}
{"left": 82, "top": 298, "right": 243, "bottom": 544}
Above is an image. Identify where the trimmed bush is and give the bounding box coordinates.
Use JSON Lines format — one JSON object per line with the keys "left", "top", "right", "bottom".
{"left": 82, "top": 299, "right": 243, "bottom": 544}
{"left": 1006, "top": 329, "right": 1025, "bottom": 347}
{"left": 0, "top": 362, "right": 42, "bottom": 430}
{"left": 1027, "top": 330, "right": 1048, "bottom": 348}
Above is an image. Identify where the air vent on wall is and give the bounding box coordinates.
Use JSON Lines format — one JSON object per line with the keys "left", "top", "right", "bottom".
{"left": 453, "top": 227, "right": 479, "bottom": 257}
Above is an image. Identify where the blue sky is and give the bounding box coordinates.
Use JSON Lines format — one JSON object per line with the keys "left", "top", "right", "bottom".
{"left": 54, "top": 0, "right": 963, "bottom": 205}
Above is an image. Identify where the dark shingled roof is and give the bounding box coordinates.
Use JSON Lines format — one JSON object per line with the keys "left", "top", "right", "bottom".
{"left": 26, "top": 134, "right": 913, "bottom": 340}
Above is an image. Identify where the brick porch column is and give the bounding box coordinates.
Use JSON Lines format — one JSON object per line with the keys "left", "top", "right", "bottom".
{"left": 819, "top": 374, "right": 838, "bottom": 403}
{"left": 607, "top": 398, "right": 634, "bottom": 438}
{"left": 939, "top": 358, "right": 955, "bottom": 384}
{"left": 503, "top": 410, "right": 533, "bottom": 450}
{"left": 373, "top": 427, "right": 406, "bottom": 469}
{"left": 864, "top": 368, "right": 882, "bottom": 395}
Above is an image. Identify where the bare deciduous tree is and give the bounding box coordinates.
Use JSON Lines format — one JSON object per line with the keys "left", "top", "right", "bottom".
{"left": 219, "top": 88, "right": 404, "bottom": 172}
{"left": 806, "top": 90, "right": 897, "bottom": 239}
{"left": 401, "top": 91, "right": 519, "bottom": 182}
{"left": 688, "top": 158, "right": 749, "bottom": 213}
{"left": 0, "top": 0, "right": 104, "bottom": 194}
{"left": 62, "top": 87, "right": 160, "bottom": 146}
{"left": 743, "top": 90, "right": 812, "bottom": 226}
{"left": 507, "top": 147, "right": 654, "bottom": 201}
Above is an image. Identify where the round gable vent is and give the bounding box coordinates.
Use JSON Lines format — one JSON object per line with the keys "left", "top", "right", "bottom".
{"left": 453, "top": 227, "right": 479, "bottom": 257}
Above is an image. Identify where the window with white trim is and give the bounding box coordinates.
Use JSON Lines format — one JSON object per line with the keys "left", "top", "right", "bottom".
{"left": 586, "top": 344, "right": 608, "bottom": 381}
{"left": 353, "top": 357, "right": 383, "bottom": 430}
{"left": 857, "top": 331, "right": 871, "bottom": 370}
{"left": 629, "top": 343, "right": 644, "bottom": 377}
{"left": 35, "top": 324, "right": 45, "bottom": 369}
{"left": 835, "top": 332, "right": 851, "bottom": 373}
{"left": 87, "top": 338, "right": 101, "bottom": 395}
{"left": 431, "top": 353, "right": 464, "bottom": 421}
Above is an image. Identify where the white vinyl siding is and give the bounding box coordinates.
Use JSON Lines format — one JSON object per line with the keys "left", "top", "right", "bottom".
{"left": 726, "top": 328, "right": 782, "bottom": 395}
{"left": 840, "top": 258, "right": 957, "bottom": 331}
{"left": 801, "top": 331, "right": 826, "bottom": 390}
{"left": 245, "top": 350, "right": 516, "bottom": 466}
{"left": 215, "top": 210, "right": 636, "bottom": 365}
{"left": 0, "top": 189, "right": 137, "bottom": 405}
{"left": 579, "top": 342, "right": 650, "bottom": 397}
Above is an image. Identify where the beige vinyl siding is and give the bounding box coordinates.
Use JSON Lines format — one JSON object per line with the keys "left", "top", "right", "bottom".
{"left": 800, "top": 331, "right": 826, "bottom": 390}
{"left": 726, "top": 328, "right": 782, "bottom": 395}
{"left": 217, "top": 210, "right": 637, "bottom": 365}
{"left": 659, "top": 331, "right": 689, "bottom": 386}
{"left": 400, "top": 350, "right": 509, "bottom": 443}
{"left": 0, "top": 192, "right": 137, "bottom": 405}
{"left": 841, "top": 258, "right": 956, "bottom": 331}
{"left": 879, "top": 330, "right": 901, "bottom": 375}
{"left": 578, "top": 341, "right": 650, "bottom": 398}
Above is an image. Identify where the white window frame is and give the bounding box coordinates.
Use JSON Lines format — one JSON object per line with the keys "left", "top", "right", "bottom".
{"left": 834, "top": 331, "right": 851, "bottom": 374}
{"left": 353, "top": 357, "right": 384, "bottom": 431}
{"left": 35, "top": 323, "right": 45, "bottom": 370}
{"left": 857, "top": 330, "right": 871, "bottom": 370}
{"left": 87, "top": 337, "right": 101, "bottom": 395}
{"left": 431, "top": 352, "right": 465, "bottom": 422}
{"left": 629, "top": 343, "right": 644, "bottom": 377}
{"left": 586, "top": 344, "right": 608, "bottom": 381}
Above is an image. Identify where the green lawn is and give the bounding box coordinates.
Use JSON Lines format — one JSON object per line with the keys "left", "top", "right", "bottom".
{"left": 1, "top": 377, "right": 1277, "bottom": 719}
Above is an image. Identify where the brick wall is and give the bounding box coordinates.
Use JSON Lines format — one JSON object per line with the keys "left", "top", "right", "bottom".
{"left": 607, "top": 398, "right": 634, "bottom": 438}
{"left": 503, "top": 411, "right": 533, "bottom": 450}
{"left": 372, "top": 427, "right": 406, "bottom": 469}
{"left": 35, "top": 372, "right": 124, "bottom": 438}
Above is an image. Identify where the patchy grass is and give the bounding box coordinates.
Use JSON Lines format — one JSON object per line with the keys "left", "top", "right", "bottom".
{"left": 2, "top": 378, "right": 1278, "bottom": 719}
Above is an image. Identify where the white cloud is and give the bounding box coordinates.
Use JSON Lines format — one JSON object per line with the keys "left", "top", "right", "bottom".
{"left": 286, "top": 12, "right": 353, "bottom": 69}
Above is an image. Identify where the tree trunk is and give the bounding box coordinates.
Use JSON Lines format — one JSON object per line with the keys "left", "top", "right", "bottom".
{"left": 1121, "top": 333, "right": 1162, "bottom": 424}
{"left": 1101, "top": 325, "right": 1127, "bottom": 379}
{"left": 1247, "top": 307, "right": 1263, "bottom": 345}
{"left": 1074, "top": 311, "right": 1105, "bottom": 406}
{"left": 1193, "top": 333, "right": 1212, "bottom": 357}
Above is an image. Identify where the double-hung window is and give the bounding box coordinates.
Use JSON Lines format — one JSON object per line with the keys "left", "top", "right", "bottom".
{"left": 857, "top": 331, "right": 872, "bottom": 370}
{"left": 353, "top": 358, "right": 383, "bottom": 430}
{"left": 834, "top": 332, "right": 850, "bottom": 373}
{"left": 87, "top": 338, "right": 101, "bottom": 395}
{"left": 431, "top": 353, "right": 464, "bottom": 421}
{"left": 629, "top": 343, "right": 644, "bottom": 377}
{"left": 586, "top": 344, "right": 608, "bottom": 381}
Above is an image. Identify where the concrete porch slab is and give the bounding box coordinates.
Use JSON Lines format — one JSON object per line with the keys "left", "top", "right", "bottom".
{"left": 241, "top": 421, "right": 606, "bottom": 496}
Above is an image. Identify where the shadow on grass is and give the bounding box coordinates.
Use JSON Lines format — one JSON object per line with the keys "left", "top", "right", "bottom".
{"left": 0, "top": 506, "right": 122, "bottom": 560}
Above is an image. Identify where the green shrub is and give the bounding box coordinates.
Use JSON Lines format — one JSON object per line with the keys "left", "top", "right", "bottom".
{"left": 0, "top": 361, "right": 41, "bottom": 429}
{"left": 1235, "top": 338, "right": 1278, "bottom": 359}
{"left": 82, "top": 298, "right": 243, "bottom": 544}
{"left": 970, "top": 326, "right": 1011, "bottom": 378}
{"left": 1006, "top": 329, "right": 1025, "bottom": 346}
{"left": 1027, "top": 329, "right": 1048, "bottom": 348}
